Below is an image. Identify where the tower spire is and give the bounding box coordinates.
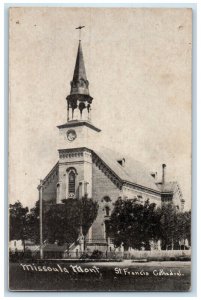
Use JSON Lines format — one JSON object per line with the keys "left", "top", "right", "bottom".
{"left": 66, "top": 27, "right": 93, "bottom": 122}
{"left": 72, "top": 40, "right": 88, "bottom": 88}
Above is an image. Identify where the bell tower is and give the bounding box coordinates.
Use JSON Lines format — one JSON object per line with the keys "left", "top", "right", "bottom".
{"left": 56, "top": 27, "right": 101, "bottom": 203}
{"left": 67, "top": 40, "right": 93, "bottom": 122}
{"left": 57, "top": 28, "right": 101, "bottom": 150}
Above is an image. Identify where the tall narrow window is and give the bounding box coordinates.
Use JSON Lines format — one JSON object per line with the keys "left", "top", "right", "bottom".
{"left": 105, "top": 206, "right": 110, "bottom": 217}
{"left": 69, "top": 171, "right": 76, "bottom": 196}
{"left": 56, "top": 183, "right": 60, "bottom": 202}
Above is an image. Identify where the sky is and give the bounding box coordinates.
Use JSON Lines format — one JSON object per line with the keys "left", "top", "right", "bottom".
{"left": 9, "top": 7, "right": 192, "bottom": 210}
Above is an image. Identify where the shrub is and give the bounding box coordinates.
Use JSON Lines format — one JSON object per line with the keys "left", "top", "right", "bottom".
{"left": 80, "top": 253, "right": 90, "bottom": 259}
{"left": 90, "top": 250, "right": 103, "bottom": 259}
{"left": 9, "top": 249, "right": 33, "bottom": 262}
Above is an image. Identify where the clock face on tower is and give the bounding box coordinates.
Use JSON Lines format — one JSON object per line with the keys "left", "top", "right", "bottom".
{"left": 67, "top": 129, "right": 77, "bottom": 142}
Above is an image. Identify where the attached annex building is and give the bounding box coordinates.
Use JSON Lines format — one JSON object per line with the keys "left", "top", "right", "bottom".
{"left": 39, "top": 39, "right": 184, "bottom": 253}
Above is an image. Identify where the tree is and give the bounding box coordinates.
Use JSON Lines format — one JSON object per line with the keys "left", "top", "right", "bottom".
{"left": 109, "top": 197, "right": 160, "bottom": 250}
{"left": 155, "top": 203, "right": 192, "bottom": 250}
{"left": 184, "top": 210, "right": 191, "bottom": 246}
{"left": 156, "top": 202, "right": 179, "bottom": 250}
{"left": 141, "top": 200, "right": 161, "bottom": 249}
{"left": 108, "top": 197, "right": 191, "bottom": 251}
{"left": 176, "top": 210, "right": 191, "bottom": 249}
{"left": 80, "top": 197, "right": 99, "bottom": 236}
{"left": 26, "top": 200, "right": 40, "bottom": 244}
{"left": 9, "top": 201, "right": 29, "bottom": 252}
{"left": 44, "top": 196, "right": 99, "bottom": 249}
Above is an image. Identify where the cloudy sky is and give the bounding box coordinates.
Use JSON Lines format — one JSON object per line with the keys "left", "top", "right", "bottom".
{"left": 9, "top": 7, "right": 192, "bottom": 210}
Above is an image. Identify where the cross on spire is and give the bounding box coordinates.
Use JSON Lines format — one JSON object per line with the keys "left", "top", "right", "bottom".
{"left": 76, "top": 25, "right": 85, "bottom": 41}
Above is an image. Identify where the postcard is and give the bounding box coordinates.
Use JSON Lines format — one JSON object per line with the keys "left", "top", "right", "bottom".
{"left": 9, "top": 7, "right": 192, "bottom": 291}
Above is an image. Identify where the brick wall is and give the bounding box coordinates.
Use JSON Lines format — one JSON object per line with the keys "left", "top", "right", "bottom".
{"left": 122, "top": 186, "right": 161, "bottom": 206}
{"left": 42, "top": 169, "right": 58, "bottom": 203}
{"left": 91, "top": 162, "right": 120, "bottom": 241}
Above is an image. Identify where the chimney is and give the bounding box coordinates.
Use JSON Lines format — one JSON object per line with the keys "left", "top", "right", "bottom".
{"left": 162, "top": 164, "right": 166, "bottom": 184}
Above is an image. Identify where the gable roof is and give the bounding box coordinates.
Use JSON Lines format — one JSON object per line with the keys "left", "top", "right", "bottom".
{"left": 93, "top": 147, "right": 160, "bottom": 193}
{"left": 42, "top": 161, "right": 59, "bottom": 186}
{"left": 156, "top": 181, "right": 182, "bottom": 196}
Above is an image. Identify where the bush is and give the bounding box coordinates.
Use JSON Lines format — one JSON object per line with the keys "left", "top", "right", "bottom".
{"left": 80, "top": 253, "right": 90, "bottom": 259}
{"left": 9, "top": 249, "right": 33, "bottom": 262}
{"left": 9, "top": 251, "right": 21, "bottom": 262}
{"left": 90, "top": 250, "right": 103, "bottom": 259}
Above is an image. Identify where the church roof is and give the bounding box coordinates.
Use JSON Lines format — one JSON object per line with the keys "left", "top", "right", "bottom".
{"left": 156, "top": 181, "right": 182, "bottom": 195}
{"left": 94, "top": 147, "right": 160, "bottom": 193}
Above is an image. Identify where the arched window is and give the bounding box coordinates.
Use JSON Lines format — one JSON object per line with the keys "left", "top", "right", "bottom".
{"left": 66, "top": 167, "right": 78, "bottom": 199}
{"left": 56, "top": 183, "right": 60, "bottom": 202}
{"left": 102, "top": 196, "right": 111, "bottom": 203}
{"left": 105, "top": 206, "right": 110, "bottom": 217}
{"left": 68, "top": 171, "right": 76, "bottom": 195}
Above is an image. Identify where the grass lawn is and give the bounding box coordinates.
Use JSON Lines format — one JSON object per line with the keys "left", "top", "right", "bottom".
{"left": 9, "top": 260, "right": 191, "bottom": 291}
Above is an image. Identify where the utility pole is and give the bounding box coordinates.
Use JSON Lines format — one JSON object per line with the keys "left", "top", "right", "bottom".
{"left": 38, "top": 180, "right": 44, "bottom": 259}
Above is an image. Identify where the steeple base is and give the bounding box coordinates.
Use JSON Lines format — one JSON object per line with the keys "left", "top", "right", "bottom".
{"left": 57, "top": 120, "right": 101, "bottom": 150}
{"left": 57, "top": 120, "right": 101, "bottom": 132}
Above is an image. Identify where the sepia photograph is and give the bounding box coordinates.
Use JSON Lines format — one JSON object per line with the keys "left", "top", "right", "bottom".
{"left": 8, "top": 7, "right": 192, "bottom": 291}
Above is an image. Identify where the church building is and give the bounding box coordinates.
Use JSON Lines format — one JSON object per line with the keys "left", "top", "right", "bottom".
{"left": 39, "top": 35, "right": 184, "bottom": 254}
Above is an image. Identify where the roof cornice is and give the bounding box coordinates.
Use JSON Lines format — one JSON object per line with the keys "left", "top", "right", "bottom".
{"left": 57, "top": 121, "right": 101, "bottom": 132}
